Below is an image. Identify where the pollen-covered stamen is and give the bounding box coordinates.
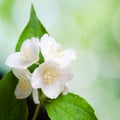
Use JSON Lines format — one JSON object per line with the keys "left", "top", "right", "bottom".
{"left": 43, "top": 68, "right": 58, "bottom": 84}
{"left": 49, "top": 44, "right": 64, "bottom": 58}
{"left": 19, "top": 77, "right": 30, "bottom": 91}
{"left": 20, "top": 48, "right": 32, "bottom": 61}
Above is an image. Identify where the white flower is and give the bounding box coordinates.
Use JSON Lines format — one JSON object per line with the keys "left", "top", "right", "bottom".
{"left": 40, "top": 34, "right": 76, "bottom": 68}
{"left": 6, "top": 37, "right": 40, "bottom": 69}
{"left": 12, "top": 69, "right": 40, "bottom": 104}
{"left": 31, "top": 61, "right": 73, "bottom": 99}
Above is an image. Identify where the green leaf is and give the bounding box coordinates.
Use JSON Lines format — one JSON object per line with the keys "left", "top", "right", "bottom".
{"left": 16, "top": 4, "right": 48, "bottom": 52}
{"left": 0, "top": 0, "right": 15, "bottom": 23}
{"left": 45, "top": 93, "right": 97, "bottom": 120}
{"left": 0, "top": 71, "right": 28, "bottom": 120}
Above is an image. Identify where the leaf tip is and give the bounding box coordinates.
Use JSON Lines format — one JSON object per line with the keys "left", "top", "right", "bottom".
{"left": 30, "top": 4, "right": 36, "bottom": 17}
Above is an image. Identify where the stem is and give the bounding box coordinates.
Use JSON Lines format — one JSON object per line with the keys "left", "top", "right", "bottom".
{"left": 35, "top": 61, "right": 40, "bottom": 65}
{"left": 32, "top": 92, "right": 46, "bottom": 120}
{"left": 32, "top": 104, "right": 41, "bottom": 120}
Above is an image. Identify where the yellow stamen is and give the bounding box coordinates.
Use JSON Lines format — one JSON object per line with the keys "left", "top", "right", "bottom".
{"left": 43, "top": 68, "right": 58, "bottom": 84}
{"left": 20, "top": 48, "right": 32, "bottom": 61}
{"left": 19, "top": 77, "right": 30, "bottom": 91}
{"left": 50, "top": 45, "right": 64, "bottom": 58}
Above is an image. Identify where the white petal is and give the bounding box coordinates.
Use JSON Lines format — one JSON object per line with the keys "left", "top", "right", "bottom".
{"left": 58, "top": 67, "right": 73, "bottom": 93}
{"left": 15, "top": 83, "right": 32, "bottom": 99}
{"left": 31, "top": 67, "right": 43, "bottom": 89}
{"left": 53, "top": 49, "right": 77, "bottom": 68}
{"left": 42, "top": 80, "right": 61, "bottom": 99}
{"left": 59, "top": 67, "right": 73, "bottom": 83}
{"left": 12, "top": 69, "right": 31, "bottom": 81}
{"left": 6, "top": 52, "right": 22, "bottom": 68}
{"left": 21, "top": 38, "right": 40, "bottom": 62}
{"left": 5, "top": 53, "right": 34, "bottom": 69}
{"left": 32, "top": 89, "right": 40, "bottom": 104}
{"left": 40, "top": 34, "right": 56, "bottom": 59}
{"left": 62, "top": 83, "right": 69, "bottom": 95}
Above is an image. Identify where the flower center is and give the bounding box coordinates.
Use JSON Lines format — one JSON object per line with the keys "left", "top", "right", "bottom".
{"left": 43, "top": 68, "right": 58, "bottom": 84}
{"left": 20, "top": 48, "right": 32, "bottom": 61}
{"left": 19, "top": 77, "right": 30, "bottom": 91}
{"left": 50, "top": 45, "right": 64, "bottom": 58}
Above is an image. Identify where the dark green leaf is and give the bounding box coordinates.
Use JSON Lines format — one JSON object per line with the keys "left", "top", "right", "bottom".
{"left": 0, "top": 71, "right": 28, "bottom": 120}
{"left": 16, "top": 4, "right": 48, "bottom": 52}
{"left": 45, "top": 93, "right": 97, "bottom": 120}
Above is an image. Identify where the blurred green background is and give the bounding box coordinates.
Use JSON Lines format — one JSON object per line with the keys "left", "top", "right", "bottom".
{"left": 0, "top": 0, "right": 120, "bottom": 119}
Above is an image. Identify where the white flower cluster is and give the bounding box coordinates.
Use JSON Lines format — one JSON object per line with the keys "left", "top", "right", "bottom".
{"left": 6, "top": 34, "right": 76, "bottom": 104}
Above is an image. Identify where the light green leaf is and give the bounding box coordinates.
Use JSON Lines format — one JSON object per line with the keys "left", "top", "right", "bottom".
{"left": 16, "top": 4, "right": 48, "bottom": 52}
{"left": 0, "top": 0, "right": 15, "bottom": 23}
{"left": 0, "top": 71, "right": 28, "bottom": 120}
{"left": 45, "top": 93, "right": 97, "bottom": 120}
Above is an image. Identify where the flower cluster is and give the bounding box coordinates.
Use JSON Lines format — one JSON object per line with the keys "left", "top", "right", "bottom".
{"left": 6, "top": 34, "right": 76, "bottom": 104}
